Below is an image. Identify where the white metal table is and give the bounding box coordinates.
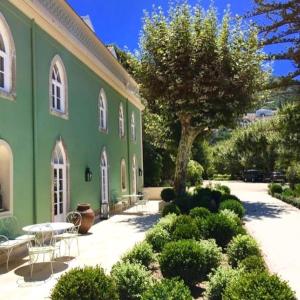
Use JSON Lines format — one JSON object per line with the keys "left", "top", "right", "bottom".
{"left": 23, "top": 222, "right": 74, "bottom": 233}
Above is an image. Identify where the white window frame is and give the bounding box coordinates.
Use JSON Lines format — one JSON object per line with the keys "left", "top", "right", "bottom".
{"left": 99, "top": 89, "right": 107, "bottom": 132}
{"left": 121, "top": 158, "right": 126, "bottom": 192}
{"left": 119, "top": 103, "right": 125, "bottom": 138}
{"left": 101, "top": 150, "right": 109, "bottom": 204}
{"left": 132, "top": 155, "right": 137, "bottom": 195}
{"left": 49, "top": 55, "right": 68, "bottom": 119}
{"left": 131, "top": 112, "right": 136, "bottom": 142}
{"left": 0, "top": 12, "right": 16, "bottom": 100}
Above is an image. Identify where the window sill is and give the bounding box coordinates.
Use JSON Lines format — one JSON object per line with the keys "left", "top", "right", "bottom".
{"left": 0, "top": 210, "right": 12, "bottom": 218}
{"left": 50, "top": 109, "right": 69, "bottom": 120}
{"left": 99, "top": 127, "right": 108, "bottom": 134}
{"left": 0, "top": 89, "right": 16, "bottom": 101}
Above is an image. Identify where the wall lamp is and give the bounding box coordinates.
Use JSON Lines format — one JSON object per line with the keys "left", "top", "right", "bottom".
{"left": 85, "top": 167, "right": 93, "bottom": 182}
{"left": 138, "top": 167, "right": 143, "bottom": 177}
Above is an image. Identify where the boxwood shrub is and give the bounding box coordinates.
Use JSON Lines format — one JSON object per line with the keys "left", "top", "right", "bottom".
{"left": 121, "top": 241, "right": 154, "bottom": 268}
{"left": 205, "top": 266, "right": 239, "bottom": 300}
{"left": 220, "top": 194, "right": 240, "bottom": 202}
{"left": 238, "top": 255, "right": 266, "bottom": 272}
{"left": 223, "top": 272, "right": 296, "bottom": 300}
{"left": 189, "top": 207, "right": 211, "bottom": 219}
{"left": 160, "top": 188, "right": 176, "bottom": 202}
{"left": 141, "top": 278, "right": 192, "bottom": 300}
{"left": 146, "top": 225, "right": 171, "bottom": 252}
{"left": 156, "top": 213, "right": 177, "bottom": 233}
{"left": 269, "top": 183, "right": 283, "bottom": 195}
{"left": 219, "top": 200, "right": 245, "bottom": 218}
{"left": 201, "top": 213, "right": 241, "bottom": 248}
{"left": 227, "top": 234, "right": 261, "bottom": 268}
{"left": 170, "top": 215, "right": 200, "bottom": 240}
{"left": 111, "top": 262, "right": 152, "bottom": 300}
{"left": 50, "top": 266, "right": 119, "bottom": 300}
{"left": 162, "top": 203, "right": 181, "bottom": 217}
{"left": 159, "top": 239, "right": 221, "bottom": 286}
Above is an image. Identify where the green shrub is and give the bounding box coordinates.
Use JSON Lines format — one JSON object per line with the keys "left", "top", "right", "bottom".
{"left": 174, "top": 192, "right": 192, "bottom": 214}
{"left": 269, "top": 183, "right": 283, "bottom": 195}
{"left": 220, "top": 193, "right": 240, "bottom": 202}
{"left": 219, "top": 209, "right": 241, "bottom": 227}
{"left": 50, "top": 266, "right": 118, "bottom": 300}
{"left": 122, "top": 241, "right": 154, "bottom": 268}
{"left": 227, "top": 234, "right": 261, "bottom": 268}
{"left": 159, "top": 239, "right": 221, "bottom": 286}
{"left": 111, "top": 262, "right": 152, "bottom": 300}
{"left": 160, "top": 188, "right": 176, "bottom": 202}
{"left": 294, "top": 183, "right": 300, "bottom": 196}
{"left": 205, "top": 266, "right": 239, "bottom": 300}
{"left": 162, "top": 203, "right": 181, "bottom": 217}
{"left": 172, "top": 221, "right": 200, "bottom": 241}
{"left": 214, "top": 184, "right": 231, "bottom": 195}
{"left": 146, "top": 226, "right": 171, "bottom": 252}
{"left": 141, "top": 278, "right": 192, "bottom": 300}
{"left": 238, "top": 255, "right": 266, "bottom": 272}
{"left": 202, "top": 213, "right": 241, "bottom": 248}
{"left": 186, "top": 160, "right": 204, "bottom": 186}
{"left": 156, "top": 213, "right": 177, "bottom": 233}
{"left": 287, "top": 163, "right": 300, "bottom": 189}
{"left": 191, "top": 188, "right": 217, "bottom": 212}
{"left": 189, "top": 207, "right": 211, "bottom": 219}
{"left": 219, "top": 200, "right": 245, "bottom": 218}
{"left": 223, "top": 272, "right": 296, "bottom": 300}
{"left": 212, "top": 174, "right": 231, "bottom": 181}
{"left": 283, "top": 187, "right": 294, "bottom": 197}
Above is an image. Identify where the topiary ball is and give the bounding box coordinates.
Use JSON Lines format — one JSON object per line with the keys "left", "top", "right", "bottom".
{"left": 219, "top": 200, "right": 245, "bottom": 218}
{"left": 146, "top": 225, "right": 171, "bottom": 252}
{"left": 162, "top": 203, "right": 181, "bottom": 217}
{"left": 189, "top": 207, "right": 211, "bottom": 219}
{"left": 161, "top": 188, "right": 176, "bottom": 202}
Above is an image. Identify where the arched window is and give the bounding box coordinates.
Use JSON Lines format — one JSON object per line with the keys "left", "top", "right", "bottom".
{"left": 131, "top": 112, "right": 136, "bottom": 141}
{"left": 0, "top": 139, "right": 13, "bottom": 214}
{"left": 121, "top": 159, "right": 126, "bottom": 191}
{"left": 0, "top": 12, "right": 16, "bottom": 97}
{"left": 50, "top": 56, "right": 68, "bottom": 116}
{"left": 132, "top": 155, "right": 137, "bottom": 195}
{"left": 119, "top": 103, "right": 125, "bottom": 137}
{"left": 99, "top": 89, "right": 107, "bottom": 131}
{"left": 52, "top": 141, "right": 68, "bottom": 222}
{"left": 101, "top": 150, "right": 109, "bottom": 204}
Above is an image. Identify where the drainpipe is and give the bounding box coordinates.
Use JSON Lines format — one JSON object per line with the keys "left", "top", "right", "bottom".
{"left": 31, "top": 20, "right": 37, "bottom": 223}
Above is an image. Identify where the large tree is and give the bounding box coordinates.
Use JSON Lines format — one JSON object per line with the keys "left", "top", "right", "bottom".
{"left": 138, "top": 3, "right": 268, "bottom": 195}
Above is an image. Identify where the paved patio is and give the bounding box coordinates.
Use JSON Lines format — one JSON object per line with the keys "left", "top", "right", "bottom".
{"left": 0, "top": 201, "right": 160, "bottom": 300}
{"left": 219, "top": 181, "right": 300, "bottom": 299}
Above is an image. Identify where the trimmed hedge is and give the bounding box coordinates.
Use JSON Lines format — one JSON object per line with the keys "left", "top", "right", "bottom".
{"left": 189, "top": 207, "right": 211, "bottom": 219}
{"left": 161, "top": 188, "right": 176, "bottom": 202}
{"left": 111, "top": 262, "right": 152, "bottom": 300}
{"left": 274, "top": 193, "right": 300, "bottom": 209}
{"left": 122, "top": 241, "right": 154, "bottom": 268}
{"left": 238, "top": 255, "right": 266, "bottom": 273}
{"left": 219, "top": 200, "right": 245, "bottom": 218}
{"left": 50, "top": 266, "right": 119, "bottom": 300}
{"left": 159, "top": 239, "right": 221, "bottom": 286}
{"left": 227, "top": 234, "right": 261, "bottom": 268}
{"left": 141, "top": 278, "right": 192, "bottom": 300}
{"left": 146, "top": 225, "right": 171, "bottom": 252}
{"left": 269, "top": 183, "right": 283, "bottom": 195}
{"left": 156, "top": 213, "right": 177, "bottom": 233}
{"left": 162, "top": 203, "right": 181, "bottom": 217}
{"left": 223, "top": 272, "right": 296, "bottom": 300}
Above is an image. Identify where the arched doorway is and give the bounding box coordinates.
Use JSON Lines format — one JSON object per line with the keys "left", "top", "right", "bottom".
{"left": 0, "top": 140, "right": 13, "bottom": 213}
{"left": 132, "top": 155, "right": 137, "bottom": 195}
{"left": 52, "top": 141, "right": 68, "bottom": 222}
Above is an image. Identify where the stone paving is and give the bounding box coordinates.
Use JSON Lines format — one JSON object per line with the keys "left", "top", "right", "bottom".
{"left": 0, "top": 201, "right": 160, "bottom": 300}
{"left": 219, "top": 181, "right": 300, "bottom": 299}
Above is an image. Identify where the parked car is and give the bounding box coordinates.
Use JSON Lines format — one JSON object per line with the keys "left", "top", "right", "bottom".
{"left": 243, "top": 169, "right": 264, "bottom": 182}
{"left": 270, "top": 171, "right": 285, "bottom": 183}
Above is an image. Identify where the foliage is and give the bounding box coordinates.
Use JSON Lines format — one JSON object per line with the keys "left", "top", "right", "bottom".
{"left": 201, "top": 213, "right": 241, "bottom": 248}
{"left": 238, "top": 255, "right": 266, "bottom": 273}
{"left": 273, "top": 192, "right": 300, "bottom": 209}
{"left": 161, "top": 202, "right": 181, "bottom": 217}
{"left": 269, "top": 183, "right": 283, "bottom": 195}
{"left": 286, "top": 162, "right": 300, "bottom": 189}
{"left": 122, "top": 241, "right": 154, "bottom": 268}
{"left": 141, "top": 278, "right": 193, "bottom": 300}
{"left": 186, "top": 160, "right": 204, "bottom": 187}
{"left": 227, "top": 234, "right": 261, "bottom": 268}
{"left": 111, "top": 262, "right": 152, "bottom": 300}
{"left": 160, "top": 188, "right": 176, "bottom": 202}
{"left": 170, "top": 215, "right": 200, "bottom": 241}
{"left": 50, "top": 266, "right": 118, "bottom": 300}
{"left": 282, "top": 188, "right": 295, "bottom": 197}
{"left": 219, "top": 200, "right": 245, "bottom": 218}
{"left": 146, "top": 225, "right": 171, "bottom": 252}
{"left": 205, "top": 266, "right": 239, "bottom": 300}
{"left": 139, "top": 2, "right": 268, "bottom": 195}
{"left": 219, "top": 209, "right": 242, "bottom": 228}
{"left": 213, "top": 174, "right": 231, "bottom": 181}
{"left": 223, "top": 271, "right": 296, "bottom": 300}
{"left": 220, "top": 193, "right": 241, "bottom": 202}
{"left": 190, "top": 187, "right": 219, "bottom": 212}
{"left": 156, "top": 213, "right": 177, "bottom": 233}
{"left": 189, "top": 207, "right": 211, "bottom": 219}
{"left": 214, "top": 184, "right": 231, "bottom": 194}
{"left": 159, "top": 239, "right": 221, "bottom": 286}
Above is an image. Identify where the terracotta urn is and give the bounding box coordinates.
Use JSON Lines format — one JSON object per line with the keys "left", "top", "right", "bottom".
{"left": 76, "top": 203, "right": 95, "bottom": 234}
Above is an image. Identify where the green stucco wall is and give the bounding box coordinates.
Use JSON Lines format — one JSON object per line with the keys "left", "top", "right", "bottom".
{"left": 0, "top": 2, "right": 143, "bottom": 226}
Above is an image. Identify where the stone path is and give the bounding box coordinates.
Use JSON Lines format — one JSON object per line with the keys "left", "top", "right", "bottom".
{"left": 221, "top": 181, "right": 300, "bottom": 299}
{"left": 0, "top": 201, "right": 160, "bottom": 300}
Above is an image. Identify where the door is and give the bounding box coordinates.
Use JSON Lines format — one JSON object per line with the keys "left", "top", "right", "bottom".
{"left": 132, "top": 155, "right": 137, "bottom": 195}
{"left": 101, "top": 151, "right": 108, "bottom": 204}
{"left": 52, "top": 142, "right": 67, "bottom": 222}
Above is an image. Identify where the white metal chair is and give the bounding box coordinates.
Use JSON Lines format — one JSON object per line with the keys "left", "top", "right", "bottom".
{"left": 0, "top": 235, "right": 21, "bottom": 270}
{"left": 58, "top": 211, "right": 82, "bottom": 256}
{"left": 27, "top": 225, "right": 56, "bottom": 278}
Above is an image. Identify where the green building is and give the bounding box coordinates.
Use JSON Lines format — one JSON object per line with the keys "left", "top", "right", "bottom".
{"left": 0, "top": 0, "right": 144, "bottom": 226}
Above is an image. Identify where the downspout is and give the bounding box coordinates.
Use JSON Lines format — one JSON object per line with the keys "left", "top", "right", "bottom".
{"left": 31, "top": 20, "right": 37, "bottom": 223}
{"left": 126, "top": 100, "right": 131, "bottom": 194}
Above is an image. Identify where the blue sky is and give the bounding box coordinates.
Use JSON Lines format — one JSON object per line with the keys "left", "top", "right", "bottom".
{"left": 67, "top": 0, "right": 294, "bottom": 77}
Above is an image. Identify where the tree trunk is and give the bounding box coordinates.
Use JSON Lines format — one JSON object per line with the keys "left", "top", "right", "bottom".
{"left": 174, "top": 119, "right": 200, "bottom": 196}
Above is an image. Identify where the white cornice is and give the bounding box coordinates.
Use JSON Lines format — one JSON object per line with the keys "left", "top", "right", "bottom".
{"left": 9, "top": 0, "right": 144, "bottom": 110}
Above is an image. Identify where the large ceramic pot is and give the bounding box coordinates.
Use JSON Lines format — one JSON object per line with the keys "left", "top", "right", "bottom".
{"left": 76, "top": 203, "right": 95, "bottom": 234}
